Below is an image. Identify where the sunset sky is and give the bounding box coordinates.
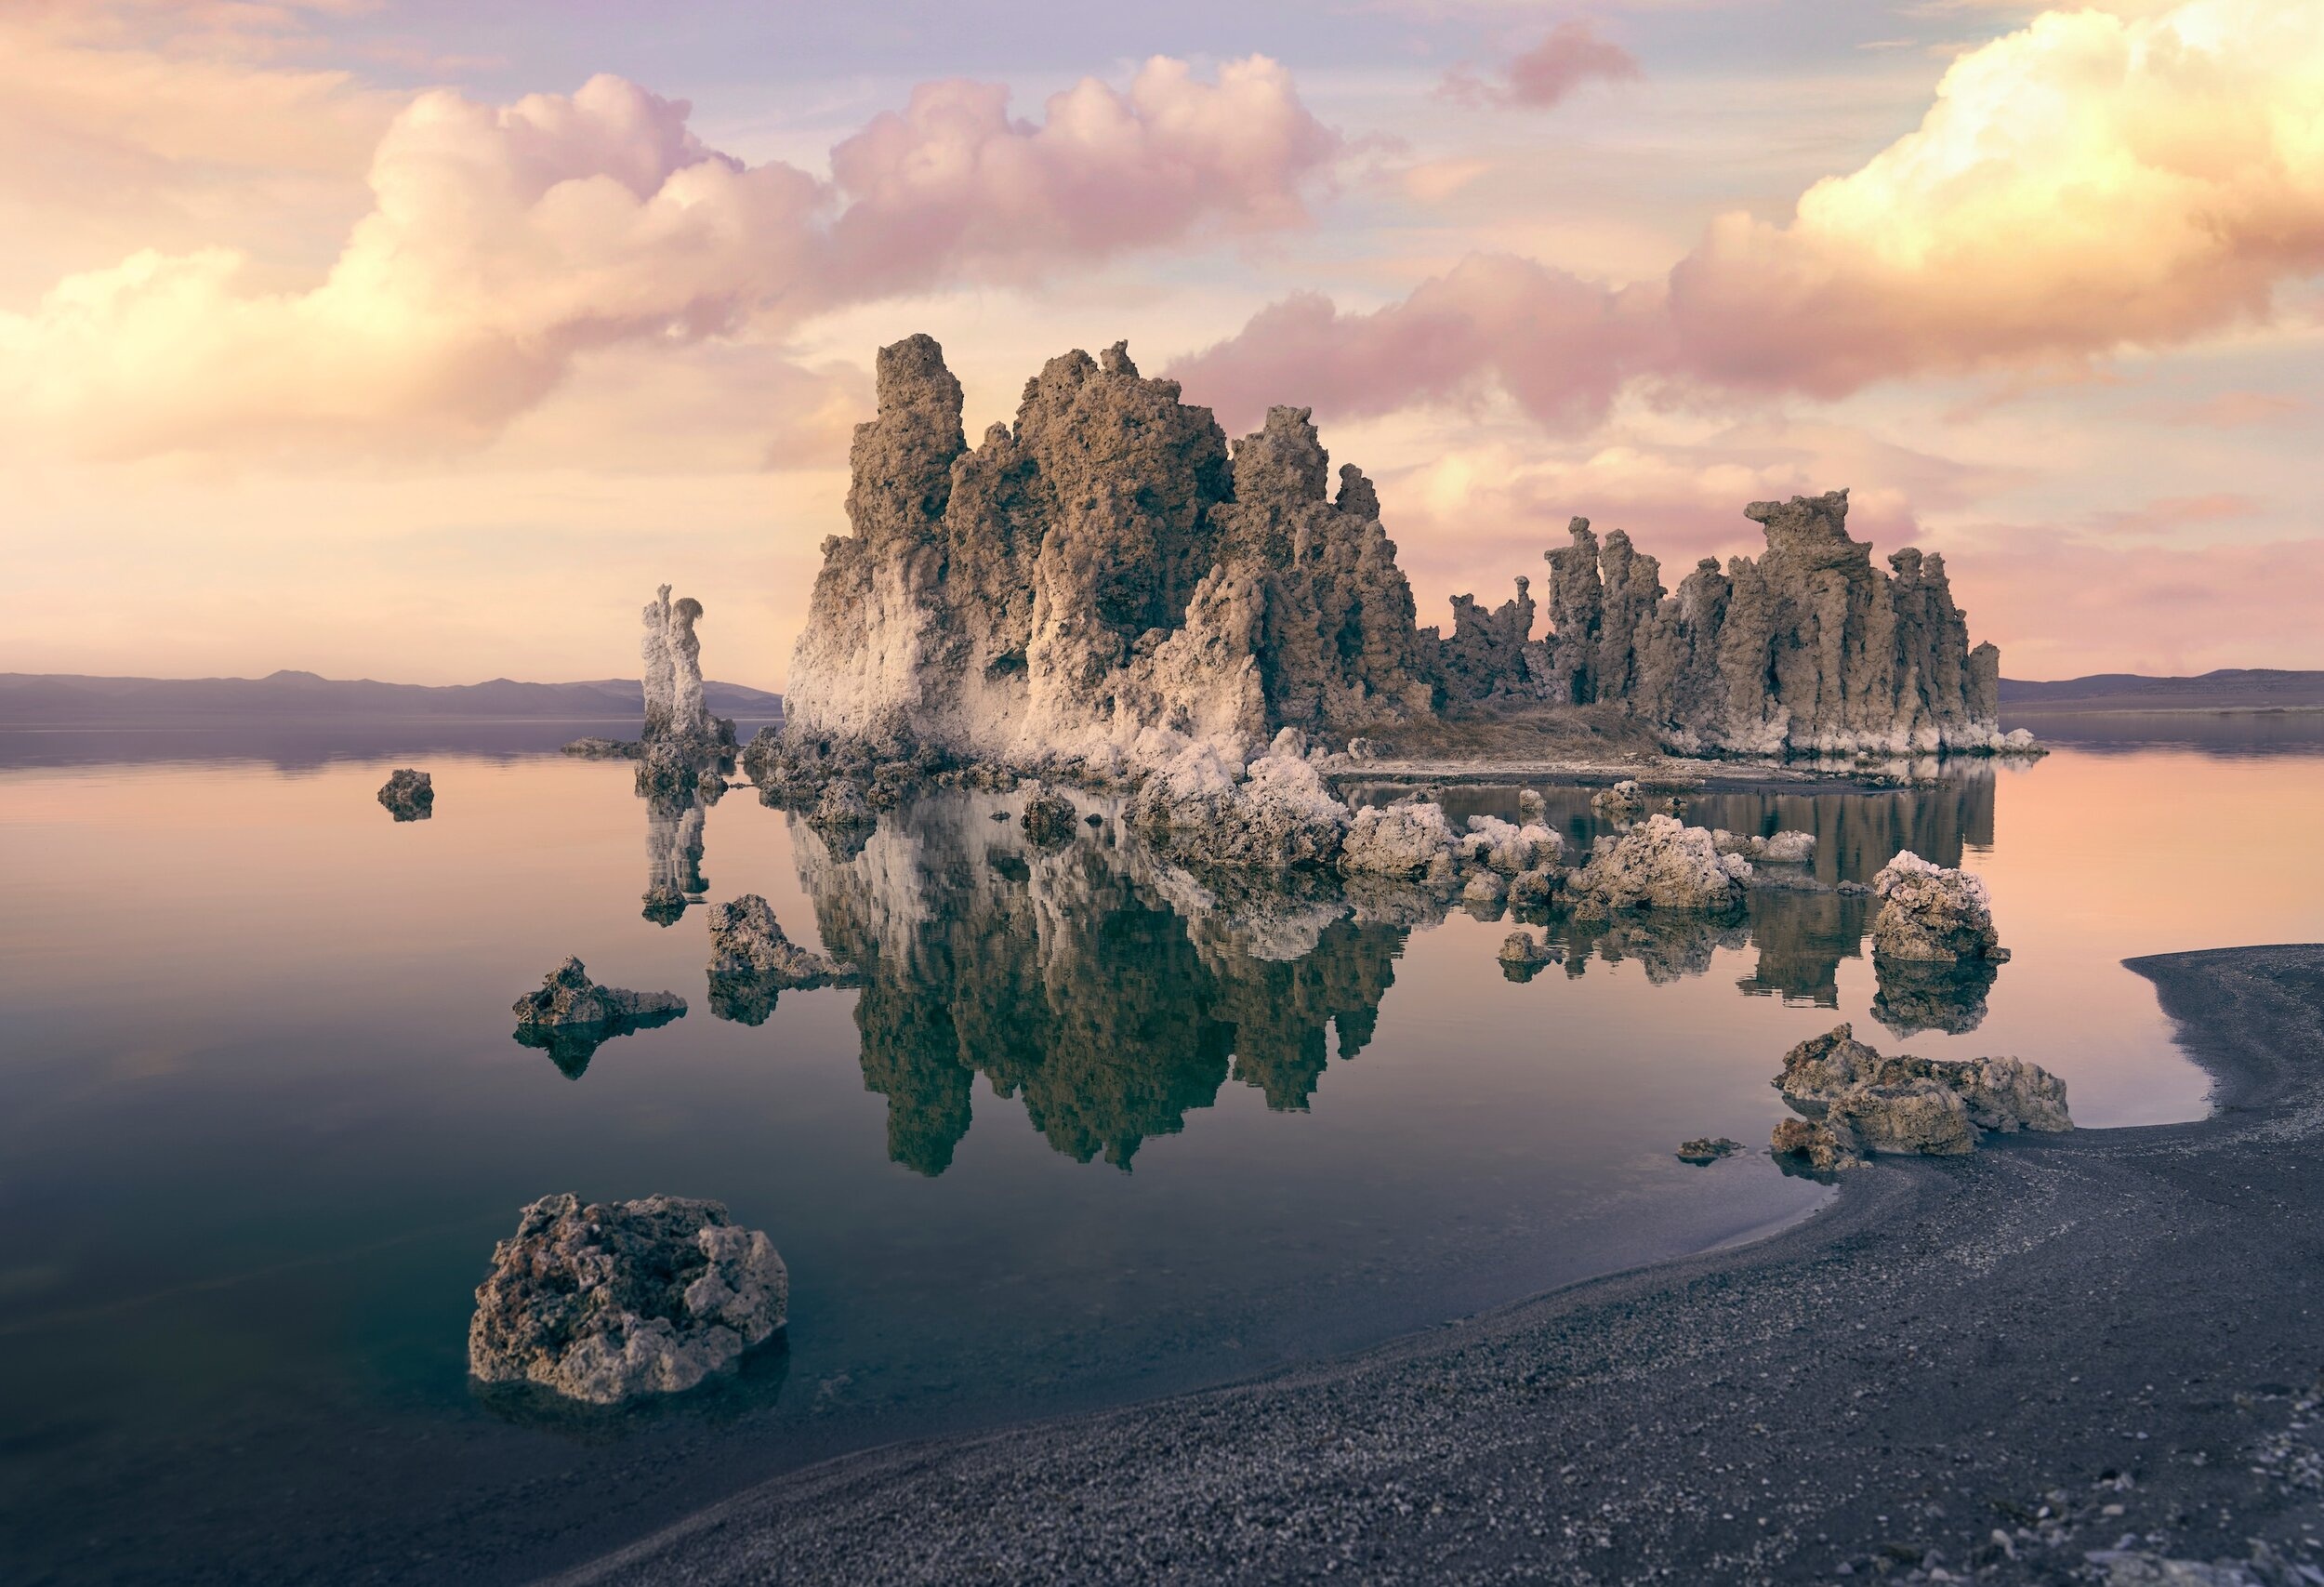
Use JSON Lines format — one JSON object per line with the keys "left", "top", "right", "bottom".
{"left": 5, "top": 0, "right": 2319, "bottom": 688}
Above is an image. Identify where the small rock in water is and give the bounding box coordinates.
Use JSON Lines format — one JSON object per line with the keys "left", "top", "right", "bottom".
{"left": 1771, "top": 1117, "right": 1861, "bottom": 1174}
{"left": 377, "top": 767, "right": 433, "bottom": 821}
{"left": 1870, "top": 851, "right": 2007, "bottom": 964}
{"left": 1497, "top": 931, "right": 1559, "bottom": 981}
{"left": 562, "top": 737, "right": 640, "bottom": 760}
{"left": 469, "top": 1193, "right": 787, "bottom": 1405}
{"left": 1767, "top": 1023, "right": 2069, "bottom": 1169}
{"left": 1591, "top": 779, "right": 1647, "bottom": 826}
{"left": 509, "top": 958, "right": 686, "bottom": 1075}
{"left": 1676, "top": 1136, "right": 1742, "bottom": 1165}
{"left": 1020, "top": 786, "right": 1079, "bottom": 845}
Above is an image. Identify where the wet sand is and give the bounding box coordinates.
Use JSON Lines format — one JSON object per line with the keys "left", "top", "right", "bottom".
{"left": 549, "top": 944, "right": 2324, "bottom": 1586}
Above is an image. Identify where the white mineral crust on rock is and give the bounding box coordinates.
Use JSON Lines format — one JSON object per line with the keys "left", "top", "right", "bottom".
{"left": 1128, "top": 728, "right": 1351, "bottom": 869}
{"left": 1568, "top": 814, "right": 1749, "bottom": 910}
{"left": 1869, "top": 850, "right": 2006, "bottom": 963}
{"left": 1339, "top": 800, "right": 1459, "bottom": 879}
{"left": 1461, "top": 814, "right": 1563, "bottom": 874}
{"left": 468, "top": 1194, "right": 787, "bottom": 1404}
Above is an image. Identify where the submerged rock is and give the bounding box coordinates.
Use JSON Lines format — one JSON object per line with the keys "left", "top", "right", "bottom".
{"left": 1567, "top": 814, "right": 1750, "bottom": 911}
{"left": 1019, "top": 786, "right": 1079, "bottom": 846}
{"left": 1676, "top": 1136, "right": 1742, "bottom": 1165}
{"left": 469, "top": 1194, "right": 787, "bottom": 1405}
{"left": 1869, "top": 850, "right": 2006, "bottom": 963}
{"left": 562, "top": 737, "right": 639, "bottom": 760}
{"left": 377, "top": 767, "right": 433, "bottom": 820}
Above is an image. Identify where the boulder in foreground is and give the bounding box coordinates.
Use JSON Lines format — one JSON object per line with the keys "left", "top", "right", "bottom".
{"left": 469, "top": 1194, "right": 787, "bottom": 1404}
{"left": 1770, "top": 1022, "right": 2068, "bottom": 1171}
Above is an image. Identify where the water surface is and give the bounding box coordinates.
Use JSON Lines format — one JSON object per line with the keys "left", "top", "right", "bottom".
{"left": 2, "top": 730, "right": 2315, "bottom": 1584}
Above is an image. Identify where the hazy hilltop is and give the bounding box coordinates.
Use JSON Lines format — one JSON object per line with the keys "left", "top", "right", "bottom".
{"left": 0, "top": 670, "right": 783, "bottom": 726}
{"left": 2000, "top": 669, "right": 2324, "bottom": 712}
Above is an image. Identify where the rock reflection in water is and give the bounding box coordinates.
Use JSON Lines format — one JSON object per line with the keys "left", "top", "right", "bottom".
{"left": 641, "top": 792, "right": 708, "bottom": 925}
{"left": 1870, "top": 956, "right": 1999, "bottom": 1037}
{"left": 791, "top": 800, "right": 1405, "bottom": 1173}
{"left": 513, "top": 1008, "right": 686, "bottom": 1080}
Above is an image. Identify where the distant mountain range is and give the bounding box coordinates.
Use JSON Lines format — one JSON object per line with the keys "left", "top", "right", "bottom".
{"left": 2000, "top": 668, "right": 2324, "bottom": 712}
{"left": 0, "top": 670, "right": 783, "bottom": 726}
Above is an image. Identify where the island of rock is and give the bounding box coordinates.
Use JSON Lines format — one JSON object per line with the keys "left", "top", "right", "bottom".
{"left": 774, "top": 333, "right": 2030, "bottom": 794}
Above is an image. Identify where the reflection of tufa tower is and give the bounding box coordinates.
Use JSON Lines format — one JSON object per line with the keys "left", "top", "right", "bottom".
{"left": 640, "top": 793, "right": 708, "bottom": 926}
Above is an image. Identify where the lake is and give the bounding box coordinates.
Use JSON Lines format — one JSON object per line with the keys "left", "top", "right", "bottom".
{"left": 3, "top": 723, "right": 2317, "bottom": 1584}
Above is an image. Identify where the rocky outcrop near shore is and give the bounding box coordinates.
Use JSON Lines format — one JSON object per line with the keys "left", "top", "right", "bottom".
{"left": 705, "top": 895, "right": 861, "bottom": 1023}
{"left": 1566, "top": 814, "right": 1750, "bottom": 911}
{"left": 377, "top": 767, "right": 433, "bottom": 820}
{"left": 468, "top": 1194, "right": 786, "bottom": 1404}
{"left": 1770, "top": 1023, "right": 2068, "bottom": 1170}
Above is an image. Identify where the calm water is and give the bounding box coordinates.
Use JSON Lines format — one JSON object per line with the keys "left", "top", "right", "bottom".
{"left": 2, "top": 726, "right": 2318, "bottom": 1584}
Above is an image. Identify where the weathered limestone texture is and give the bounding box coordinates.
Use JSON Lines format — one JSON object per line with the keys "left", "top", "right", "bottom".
{"left": 377, "top": 767, "right": 433, "bottom": 820}
{"left": 1566, "top": 814, "right": 1750, "bottom": 912}
{"left": 781, "top": 336, "right": 1436, "bottom": 780}
{"left": 1543, "top": 491, "right": 2015, "bottom": 756}
{"left": 1870, "top": 851, "right": 2007, "bottom": 963}
{"left": 513, "top": 958, "right": 686, "bottom": 1030}
{"left": 707, "top": 894, "right": 860, "bottom": 986}
{"left": 1126, "top": 729, "right": 1352, "bottom": 870}
{"left": 777, "top": 337, "right": 2022, "bottom": 779}
{"left": 469, "top": 1194, "right": 786, "bottom": 1404}
{"left": 640, "top": 586, "right": 735, "bottom": 751}
{"left": 1770, "top": 1023, "right": 2069, "bottom": 1170}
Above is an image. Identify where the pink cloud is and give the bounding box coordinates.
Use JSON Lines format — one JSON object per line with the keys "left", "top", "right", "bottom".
{"left": 1169, "top": 255, "right": 1670, "bottom": 435}
{"left": 1439, "top": 21, "right": 1643, "bottom": 111}
{"left": 1177, "top": 0, "right": 2324, "bottom": 425}
{"left": 0, "top": 58, "right": 1340, "bottom": 457}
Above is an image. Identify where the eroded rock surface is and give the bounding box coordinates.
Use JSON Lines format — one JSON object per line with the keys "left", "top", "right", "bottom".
{"left": 513, "top": 958, "right": 685, "bottom": 1032}
{"left": 1870, "top": 851, "right": 2006, "bottom": 963}
{"left": 640, "top": 587, "right": 736, "bottom": 753}
{"left": 707, "top": 894, "right": 860, "bottom": 986}
{"left": 1126, "top": 729, "right": 1350, "bottom": 870}
{"left": 469, "top": 1194, "right": 786, "bottom": 1404}
{"left": 377, "top": 767, "right": 433, "bottom": 820}
{"left": 1543, "top": 493, "right": 2016, "bottom": 756}
{"left": 1770, "top": 1023, "right": 2070, "bottom": 1168}
{"left": 1567, "top": 814, "right": 1750, "bottom": 911}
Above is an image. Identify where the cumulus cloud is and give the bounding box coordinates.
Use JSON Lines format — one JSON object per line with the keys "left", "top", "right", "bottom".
{"left": 1169, "top": 255, "right": 1670, "bottom": 435}
{"left": 1439, "top": 21, "right": 1644, "bottom": 110}
{"left": 0, "top": 58, "right": 1339, "bottom": 457}
{"left": 1178, "top": 0, "right": 2324, "bottom": 425}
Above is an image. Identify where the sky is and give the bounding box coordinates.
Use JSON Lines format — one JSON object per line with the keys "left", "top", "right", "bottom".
{"left": 2, "top": 0, "right": 2319, "bottom": 688}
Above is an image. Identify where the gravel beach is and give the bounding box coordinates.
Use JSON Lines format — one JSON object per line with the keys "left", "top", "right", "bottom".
{"left": 546, "top": 945, "right": 2324, "bottom": 1585}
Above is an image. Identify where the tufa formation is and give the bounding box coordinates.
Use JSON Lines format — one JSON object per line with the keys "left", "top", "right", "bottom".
{"left": 779, "top": 336, "right": 2027, "bottom": 774}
